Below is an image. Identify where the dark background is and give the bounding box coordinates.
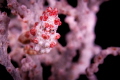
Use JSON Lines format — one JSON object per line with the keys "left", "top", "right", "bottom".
{"left": 0, "top": 0, "right": 120, "bottom": 80}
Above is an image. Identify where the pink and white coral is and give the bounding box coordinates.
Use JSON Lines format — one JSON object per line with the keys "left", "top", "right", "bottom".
{"left": 0, "top": 0, "right": 119, "bottom": 80}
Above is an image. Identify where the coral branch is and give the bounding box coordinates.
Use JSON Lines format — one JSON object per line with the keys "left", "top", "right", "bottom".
{"left": 0, "top": 0, "right": 116, "bottom": 80}
{"left": 86, "top": 47, "right": 120, "bottom": 80}
{"left": 0, "top": 12, "right": 22, "bottom": 80}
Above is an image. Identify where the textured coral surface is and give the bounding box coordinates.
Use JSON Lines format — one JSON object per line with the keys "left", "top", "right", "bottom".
{"left": 0, "top": 0, "right": 120, "bottom": 80}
